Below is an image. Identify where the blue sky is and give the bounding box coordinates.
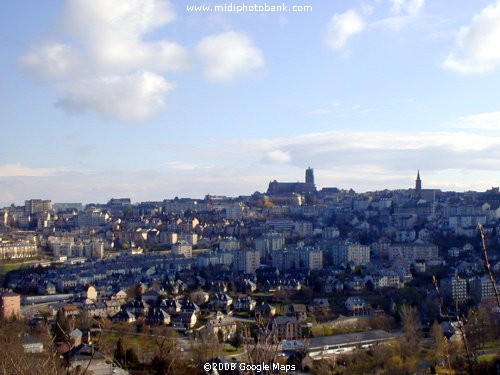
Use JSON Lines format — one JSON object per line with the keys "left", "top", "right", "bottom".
{"left": 1, "top": 0, "right": 499, "bottom": 205}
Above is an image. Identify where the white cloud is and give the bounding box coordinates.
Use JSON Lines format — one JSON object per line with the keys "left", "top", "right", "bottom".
{"left": 372, "top": 15, "right": 413, "bottom": 31}
{"left": 0, "top": 163, "right": 67, "bottom": 177}
{"left": 59, "top": 0, "right": 187, "bottom": 73}
{"left": 20, "top": 43, "right": 82, "bottom": 80}
{"left": 371, "top": 0, "right": 425, "bottom": 31}
{"left": 453, "top": 111, "right": 500, "bottom": 130}
{"left": 1, "top": 128, "right": 499, "bottom": 205}
{"left": 20, "top": 0, "right": 188, "bottom": 122}
{"left": 325, "top": 9, "right": 366, "bottom": 50}
{"left": 61, "top": 0, "right": 176, "bottom": 39}
{"left": 163, "top": 161, "right": 208, "bottom": 171}
{"left": 55, "top": 71, "right": 174, "bottom": 122}
{"left": 390, "top": 0, "right": 425, "bottom": 16}
{"left": 443, "top": 1, "right": 500, "bottom": 74}
{"left": 264, "top": 150, "right": 292, "bottom": 164}
{"left": 228, "top": 130, "right": 500, "bottom": 176}
{"left": 196, "top": 31, "right": 265, "bottom": 83}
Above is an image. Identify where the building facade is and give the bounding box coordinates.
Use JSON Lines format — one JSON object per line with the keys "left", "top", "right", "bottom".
{"left": 0, "top": 292, "right": 21, "bottom": 320}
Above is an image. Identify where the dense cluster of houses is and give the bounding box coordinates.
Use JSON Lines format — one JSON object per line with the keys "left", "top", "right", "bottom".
{"left": 1, "top": 172, "right": 499, "bottom": 350}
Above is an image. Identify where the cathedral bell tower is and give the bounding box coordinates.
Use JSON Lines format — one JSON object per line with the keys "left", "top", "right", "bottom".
{"left": 305, "top": 167, "right": 315, "bottom": 186}
{"left": 415, "top": 170, "right": 422, "bottom": 194}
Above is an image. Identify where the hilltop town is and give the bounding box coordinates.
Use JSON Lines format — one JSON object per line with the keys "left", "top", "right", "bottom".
{"left": 1, "top": 169, "right": 499, "bottom": 374}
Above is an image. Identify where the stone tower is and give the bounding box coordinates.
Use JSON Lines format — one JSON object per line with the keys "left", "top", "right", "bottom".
{"left": 305, "top": 167, "right": 314, "bottom": 186}
{"left": 415, "top": 170, "right": 422, "bottom": 194}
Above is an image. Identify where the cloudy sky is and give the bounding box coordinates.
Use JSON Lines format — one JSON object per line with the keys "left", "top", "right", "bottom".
{"left": 1, "top": 0, "right": 500, "bottom": 205}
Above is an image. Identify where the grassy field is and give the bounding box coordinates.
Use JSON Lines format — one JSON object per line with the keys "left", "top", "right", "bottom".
{"left": 96, "top": 329, "right": 160, "bottom": 363}
{"left": 478, "top": 354, "right": 499, "bottom": 363}
{"left": 436, "top": 368, "right": 459, "bottom": 374}
{"left": 224, "top": 344, "right": 244, "bottom": 355}
{"left": 482, "top": 340, "right": 500, "bottom": 350}
{"left": 0, "top": 262, "right": 23, "bottom": 274}
{"left": 0, "top": 262, "right": 26, "bottom": 286}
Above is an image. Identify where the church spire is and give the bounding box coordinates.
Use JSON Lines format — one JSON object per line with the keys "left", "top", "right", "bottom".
{"left": 415, "top": 170, "right": 422, "bottom": 193}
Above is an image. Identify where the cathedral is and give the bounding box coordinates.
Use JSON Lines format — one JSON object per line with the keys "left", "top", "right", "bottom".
{"left": 266, "top": 167, "right": 317, "bottom": 196}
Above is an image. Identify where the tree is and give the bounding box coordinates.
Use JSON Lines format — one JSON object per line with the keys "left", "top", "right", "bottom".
{"left": 228, "top": 281, "right": 237, "bottom": 294}
{"left": 190, "top": 333, "right": 224, "bottom": 374}
{"left": 369, "top": 315, "right": 393, "bottom": 331}
{"left": 55, "top": 310, "right": 71, "bottom": 342}
{"left": 217, "top": 329, "right": 224, "bottom": 343}
{"left": 464, "top": 306, "right": 495, "bottom": 354}
{"left": 233, "top": 329, "right": 244, "bottom": 349}
{"left": 431, "top": 320, "right": 451, "bottom": 372}
{"left": 478, "top": 224, "right": 500, "bottom": 309}
{"left": 149, "top": 326, "right": 188, "bottom": 374}
{"left": 0, "top": 319, "right": 65, "bottom": 374}
{"left": 242, "top": 316, "right": 282, "bottom": 370}
{"left": 115, "top": 337, "right": 126, "bottom": 367}
{"left": 76, "top": 310, "right": 93, "bottom": 331}
{"left": 399, "top": 304, "right": 422, "bottom": 358}
{"left": 126, "top": 348, "right": 139, "bottom": 366}
{"left": 310, "top": 359, "right": 336, "bottom": 375}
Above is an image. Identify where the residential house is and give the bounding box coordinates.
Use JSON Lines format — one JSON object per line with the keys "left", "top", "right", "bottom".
{"left": 181, "top": 299, "right": 200, "bottom": 314}
{"left": 288, "top": 304, "right": 308, "bottom": 321}
{"left": 271, "top": 316, "right": 302, "bottom": 341}
{"left": 124, "top": 298, "right": 150, "bottom": 317}
{"left": 111, "top": 289, "right": 128, "bottom": 301}
{"left": 172, "top": 311, "right": 197, "bottom": 330}
{"left": 21, "top": 334, "right": 44, "bottom": 354}
{"left": 233, "top": 296, "right": 257, "bottom": 312}
{"left": 112, "top": 309, "right": 136, "bottom": 323}
{"left": 202, "top": 312, "right": 237, "bottom": 341}
{"left": 142, "top": 289, "right": 163, "bottom": 305}
{"left": 345, "top": 297, "right": 370, "bottom": 316}
{"left": 323, "top": 276, "right": 344, "bottom": 293}
{"left": 160, "top": 299, "right": 182, "bottom": 314}
{"left": 61, "top": 304, "right": 80, "bottom": 318}
{"left": 308, "top": 299, "right": 330, "bottom": 314}
{"left": 146, "top": 308, "right": 171, "bottom": 326}
{"left": 211, "top": 293, "right": 233, "bottom": 311}
{"left": 255, "top": 303, "right": 277, "bottom": 318}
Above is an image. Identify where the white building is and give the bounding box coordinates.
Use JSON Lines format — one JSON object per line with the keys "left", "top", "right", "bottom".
{"left": 233, "top": 249, "right": 260, "bottom": 274}
{"left": 387, "top": 240, "right": 438, "bottom": 263}
{"left": 327, "top": 242, "right": 370, "bottom": 266}
{"left": 171, "top": 241, "right": 193, "bottom": 258}
{"left": 255, "top": 232, "right": 285, "bottom": 257}
{"left": 271, "top": 247, "right": 323, "bottom": 271}
{"left": 219, "top": 237, "right": 240, "bottom": 251}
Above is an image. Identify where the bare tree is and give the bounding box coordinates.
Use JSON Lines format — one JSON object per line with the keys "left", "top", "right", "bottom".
{"left": 399, "top": 304, "right": 422, "bottom": 357}
{"left": 151, "top": 326, "right": 186, "bottom": 374}
{"left": 433, "top": 276, "right": 476, "bottom": 375}
{"left": 464, "top": 306, "right": 496, "bottom": 353}
{"left": 190, "top": 332, "right": 224, "bottom": 375}
{"left": 241, "top": 315, "right": 282, "bottom": 374}
{"left": 0, "top": 319, "right": 65, "bottom": 375}
{"left": 431, "top": 320, "right": 452, "bottom": 374}
{"left": 477, "top": 224, "right": 500, "bottom": 309}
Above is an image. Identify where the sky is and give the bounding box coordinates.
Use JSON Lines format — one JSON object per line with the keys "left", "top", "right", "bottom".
{"left": 1, "top": 0, "right": 500, "bottom": 206}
